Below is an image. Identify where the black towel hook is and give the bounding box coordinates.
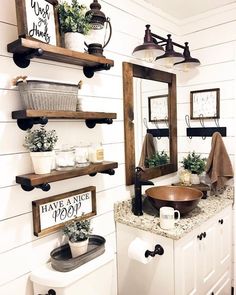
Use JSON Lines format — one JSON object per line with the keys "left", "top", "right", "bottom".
{"left": 214, "top": 114, "right": 220, "bottom": 127}
{"left": 153, "top": 117, "right": 161, "bottom": 140}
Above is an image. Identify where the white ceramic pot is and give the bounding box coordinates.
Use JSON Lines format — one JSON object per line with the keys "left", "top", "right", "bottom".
{"left": 64, "top": 32, "right": 85, "bottom": 52}
{"left": 190, "top": 173, "right": 200, "bottom": 185}
{"left": 30, "top": 151, "right": 53, "bottom": 174}
{"left": 69, "top": 239, "right": 88, "bottom": 258}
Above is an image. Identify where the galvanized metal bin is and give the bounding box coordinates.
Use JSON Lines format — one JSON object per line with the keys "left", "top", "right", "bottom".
{"left": 17, "top": 80, "right": 80, "bottom": 111}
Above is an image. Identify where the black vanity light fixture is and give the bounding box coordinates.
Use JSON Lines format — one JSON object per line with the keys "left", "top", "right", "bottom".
{"left": 85, "top": 0, "right": 112, "bottom": 57}
{"left": 133, "top": 25, "right": 200, "bottom": 71}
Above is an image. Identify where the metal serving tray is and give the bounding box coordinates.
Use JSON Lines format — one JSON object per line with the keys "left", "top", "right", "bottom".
{"left": 50, "top": 235, "right": 106, "bottom": 272}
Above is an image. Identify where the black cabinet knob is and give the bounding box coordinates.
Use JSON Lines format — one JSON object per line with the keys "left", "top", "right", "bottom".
{"left": 202, "top": 232, "right": 206, "bottom": 238}
{"left": 218, "top": 219, "right": 224, "bottom": 224}
{"left": 197, "top": 234, "right": 203, "bottom": 240}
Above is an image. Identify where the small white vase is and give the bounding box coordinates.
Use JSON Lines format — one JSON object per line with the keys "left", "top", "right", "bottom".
{"left": 69, "top": 239, "right": 88, "bottom": 258}
{"left": 30, "top": 151, "right": 53, "bottom": 174}
{"left": 64, "top": 32, "right": 85, "bottom": 52}
{"left": 190, "top": 173, "right": 200, "bottom": 185}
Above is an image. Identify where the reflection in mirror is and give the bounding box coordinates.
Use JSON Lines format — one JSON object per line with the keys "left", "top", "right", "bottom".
{"left": 133, "top": 78, "right": 170, "bottom": 169}
{"left": 123, "top": 62, "right": 177, "bottom": 185}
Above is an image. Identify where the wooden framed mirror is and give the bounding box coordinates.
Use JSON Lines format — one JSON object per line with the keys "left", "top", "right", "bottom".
{"left": 123, "top": 62, "right": 177, "bottom": 185}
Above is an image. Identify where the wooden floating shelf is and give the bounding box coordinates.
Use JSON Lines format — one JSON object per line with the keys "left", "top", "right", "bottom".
{"left": 7, "top": 38, "right": 114, "bottom": 78}
{"left": 12, "top": 110, "right": 117, "bottom": 120}
{"left": 12, "top": 110, "right": 117, "bottom": 130}
{"left": 16, "top": 161, "right": 118, "bottom": 191}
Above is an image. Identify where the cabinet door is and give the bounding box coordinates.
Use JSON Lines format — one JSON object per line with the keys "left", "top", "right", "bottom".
{"left": 215, "top": 206, "right": 232, "bottom": 273}
{"left": 199, "top": 217, "right": 217, "bottom": 292}
{"left": 174, "top": 227, "right": 199, "bottom": 295}
{"left": 206, "top": 268, "right": 231, "bottom": 295}
{"left": 116, "top": 223, "right": 174, "bottom": 295}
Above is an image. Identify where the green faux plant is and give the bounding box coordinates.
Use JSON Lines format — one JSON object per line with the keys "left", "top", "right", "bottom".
{"left": 181, "top": 151, "right": 206, "bottom": 175}
{"left": 24, "top": 126, "right": 58, "bottom": 152}
{"left": 58, "top": 0, "right": 92, "bottom": 35}
{"left": 145, "top": 151, "right": 169, "bottom": 168}
{"left": 63, "top": 217, "right": 92, "bottom": 242}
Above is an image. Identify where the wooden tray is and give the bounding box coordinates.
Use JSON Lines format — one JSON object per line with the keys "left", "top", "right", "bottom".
{"left": 50, "top": 235, "right": 106, "bottom": 272}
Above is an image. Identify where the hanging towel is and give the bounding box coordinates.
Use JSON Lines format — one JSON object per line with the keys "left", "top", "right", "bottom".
{"left": 138, "top": 133, "right": 156, "bottom": 168}
{"left": 205, "top": 132, "right": 233, "bottom": 190}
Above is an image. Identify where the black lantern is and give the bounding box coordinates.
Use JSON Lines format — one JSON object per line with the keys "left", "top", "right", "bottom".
{"left": 85, "top": 0, "right": 112, "bottom": 57}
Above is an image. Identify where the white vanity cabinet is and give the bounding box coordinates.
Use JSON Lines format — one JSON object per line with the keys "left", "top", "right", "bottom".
{"left": 116, "top": 205, "right": 232, "bottom": 295}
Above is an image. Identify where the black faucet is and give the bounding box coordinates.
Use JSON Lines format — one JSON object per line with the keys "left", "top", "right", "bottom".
{"left": 132, "top": 167, "right": 154, "bottom": 216}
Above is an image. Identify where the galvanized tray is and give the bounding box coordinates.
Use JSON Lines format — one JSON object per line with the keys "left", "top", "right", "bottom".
{"left": 50, "top": 235, "right": 106, "bottom": 272}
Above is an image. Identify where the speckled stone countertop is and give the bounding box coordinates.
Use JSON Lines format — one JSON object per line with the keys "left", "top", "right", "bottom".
{"left": 114, "top": 186, "right": 234, "bottom": 240}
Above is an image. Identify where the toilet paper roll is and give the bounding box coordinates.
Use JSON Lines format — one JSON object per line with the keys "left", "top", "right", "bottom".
{"left": 128, "top": 237, "right": 152, "bottom": 264}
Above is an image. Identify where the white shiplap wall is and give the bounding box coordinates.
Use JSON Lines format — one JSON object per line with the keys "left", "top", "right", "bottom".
{"left": 0, "top": 0, "right": 235, "bottom": 294}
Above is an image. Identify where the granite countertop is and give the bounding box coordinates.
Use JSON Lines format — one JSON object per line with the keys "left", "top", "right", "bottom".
{"left": 114, "top": 186, "right": 234, "bottom": 240}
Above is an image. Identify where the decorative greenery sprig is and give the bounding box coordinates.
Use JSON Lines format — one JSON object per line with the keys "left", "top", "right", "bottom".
{"left": 145, "top": 151, "right": 169, "bottom": 168}
{"left": 24, "top": 126, "right": 58, "bottom": 152}
{"left": 63, "top": 217, "right": 92, "bottom": 242}
{"left": 181, "top": 151, "right": 206, "bottom": 175}
{"left": 58, "top": 0, "right": 92, "bottom": 35}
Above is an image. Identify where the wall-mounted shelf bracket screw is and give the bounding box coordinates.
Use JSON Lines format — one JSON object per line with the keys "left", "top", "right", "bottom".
{"left": 85, "top": 118, "right": 113, "bottom": 128}
{"left": 17, "top": 117, "right": 48, "bottom": 130}
{"left": 83, "top": 63, "right": 111, "bottom": 78}
{"left": 21, "top": 183, "right": 51, "bottom": 192}
{"left": 13, "top": 48, "right": 44, "bottom": 68}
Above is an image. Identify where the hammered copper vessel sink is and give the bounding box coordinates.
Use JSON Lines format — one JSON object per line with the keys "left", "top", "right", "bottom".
{"left": 145, "top": 186, "right": 203, "bottom": 215}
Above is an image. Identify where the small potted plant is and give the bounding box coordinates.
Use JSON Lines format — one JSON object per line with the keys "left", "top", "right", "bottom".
{"left": 180, "top": 151, "right": 206, "bottom": 184}
{"left": 58, "top": 0, "right": 92, "bottom": 52}
{"left": 24, "top": 126, "right": 58, "bottom": 174}
{"left": 145, "top": 150, "right": 169, "bottom": 168}
{"left": 63, "top": 217, "right": 92, "bottom": 258}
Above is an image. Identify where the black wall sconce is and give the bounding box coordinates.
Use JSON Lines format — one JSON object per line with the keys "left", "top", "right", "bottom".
{"left": 133, "top": 25, "right": 200, "bottom": 71}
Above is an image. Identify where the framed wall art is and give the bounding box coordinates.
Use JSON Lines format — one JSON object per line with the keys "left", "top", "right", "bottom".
{"left": 15, "top": 0, "right": 60, "bottom": 46}
{"left": 148, "top": 94, "right": 168, "bottom": 122}
{"left": 190, "top": 88, "right": 220, "bottom": 119}
{"left": 32, "top": 186, "right": 96, "bottom": 236}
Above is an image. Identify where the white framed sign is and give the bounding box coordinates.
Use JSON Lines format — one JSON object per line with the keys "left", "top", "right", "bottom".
{"left": 15, "top": 0, "right": 60, "bottom": 46}
{"left": 148, "top": 94, "right": 168, "bottom": 122}
{"left": 32, "top": 186, "right": 96, "bottom": 236}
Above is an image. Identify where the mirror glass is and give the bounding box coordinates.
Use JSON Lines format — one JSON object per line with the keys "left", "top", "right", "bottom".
{"left": 133, "top": 78, "right": 170, "bottom": 168}
{"left": 123, "top": 62, "right": 177, "bottom": 185}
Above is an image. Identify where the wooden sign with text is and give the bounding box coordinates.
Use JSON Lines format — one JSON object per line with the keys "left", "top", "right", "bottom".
{"left": 32, "top": 186, "right": 96, "bottom": 236}
{"left": 15, "top": 0, "right": 60, "bottom": 46}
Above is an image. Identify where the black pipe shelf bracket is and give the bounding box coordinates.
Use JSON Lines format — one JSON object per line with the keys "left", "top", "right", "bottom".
{"left": 186, "top": 127, "right": 227, "bottom": 138}
{"left": 89, "top": 169, "right": 115, "bottom": 177}
{"left": 21, "top": 183, "right": 51, "bottom": 192}
{"left": 147, "top": 128, "right": 169, "bottom": 138}
{"left": 85, "top": 118, "right": 113, "bottom": 129}
{"left": 13, "top": 48, "right": 44, "bottom": 68}
{"left": 83, "top": 63, "right": 111, "bottom": 78}
{"left": 17, "top": 117, "right": 48, "bottom": 130}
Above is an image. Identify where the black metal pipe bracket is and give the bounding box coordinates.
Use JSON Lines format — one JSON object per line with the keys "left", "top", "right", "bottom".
{"left": 85, "top": 118, "right": 113, "bottom": 129}
{"left": 21, "top": 183, "right": 51, "bottom": 192}
{"left": 83, "top": 63, "right": 111, "bottom": 78}
{"left": 17, "top": 117, "right": 48, "bottom": 130}
{"left": 89, "top": 169, "right": 115, "bottom": 177}
{"left": 13, "top": 48, "right": 44, "bottom": 68}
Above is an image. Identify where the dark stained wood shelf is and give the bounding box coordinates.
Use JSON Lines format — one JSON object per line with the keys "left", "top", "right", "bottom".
{"left": 7, "top": 38, "right": 114, "bottom": 77}
{"left": 12, "top": 110, "right": 117, "bottom": 130}
{"left": 16, "top": 161, "right": 118, "bottom": 191}
{"left": 12, "top": 110, "right": 117, "bottom": 120}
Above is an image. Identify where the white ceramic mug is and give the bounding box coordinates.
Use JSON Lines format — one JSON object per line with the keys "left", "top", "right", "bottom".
{"left": 159, "top": 206, "right": 180, "bottom": 229}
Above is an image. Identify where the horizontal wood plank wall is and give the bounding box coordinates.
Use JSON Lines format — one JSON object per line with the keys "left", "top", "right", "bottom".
{"left": 1, "top": 0, "right": 235, "bottom": 292}
{"left": 0, "top": 0, "right": 180, "bottom": 293}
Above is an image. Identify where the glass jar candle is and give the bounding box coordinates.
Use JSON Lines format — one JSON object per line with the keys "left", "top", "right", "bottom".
{"left": 55, "top": 147, "right": 75, "bottom": 171}
{"left": 74, "top": 144, "right": 90, "bottom": 167}
{"left": 89, "top": 143, "right": 104, "bottom": 163}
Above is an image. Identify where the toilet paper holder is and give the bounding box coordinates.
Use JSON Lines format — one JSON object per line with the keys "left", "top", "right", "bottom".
{"left": 39, "top": 289, "right": 56, "bottom": 295}
{"left": 145, "top": 244, "right": 164, "bottom": 258}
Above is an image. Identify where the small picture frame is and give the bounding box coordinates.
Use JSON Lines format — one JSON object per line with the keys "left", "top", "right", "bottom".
{"left": 190, "top": 88, "right": 220, "bottom": 119}
{"left": 148, "top": 95, "right": 168, "bottom": 122}
{"left": 15, "top": 0, "right": 60, "bottom": 46}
